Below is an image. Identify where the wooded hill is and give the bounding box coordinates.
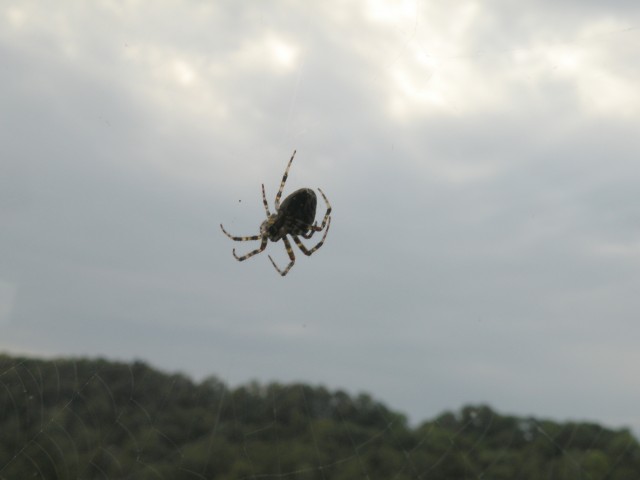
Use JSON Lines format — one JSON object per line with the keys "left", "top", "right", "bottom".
{"left": 1, "top": 353, "right": 638, "bottom": 479}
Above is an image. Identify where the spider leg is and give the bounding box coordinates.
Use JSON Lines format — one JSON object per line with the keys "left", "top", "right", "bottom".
{"left": 233, "top": 236, "right": 268, "bottom": 261}
{"left": 274, "top": 150, "right": 296, "bottom": 210}
{"left": 301, "top": 227, "right": 316, "bottom": 239}
{"left": 299, "top": 188, "right": 331, "bottom": 239}
{"left": 268, "top": 236, "right": 296, "bottom": 276}
{"left": 292, "top": 216, "right": 331, "bottom": 256}
{"left": 287, "top": 219, "right": 317, "bottom": 240}
{"left": 261, "top": 184, "right": 271, "bottom": 216}
{"left": 314, "top": 188, "right": 332, "bottom": 231}
{"left": 220, "top": 224, "right": 261, "bottom": 242}
{"left": 301, "top": 189, "right": 332, "bottom": 239}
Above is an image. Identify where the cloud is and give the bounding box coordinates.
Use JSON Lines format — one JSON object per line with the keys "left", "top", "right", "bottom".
{"left": 1, "top": 0, "right": 640, "bottom": 435}
{"left": 0, "top": 281, "right": 16, "bottom": 326}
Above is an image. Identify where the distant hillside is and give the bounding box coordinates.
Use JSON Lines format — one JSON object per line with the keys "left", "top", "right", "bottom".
{"left": 1, "top": 353, "right": 638, "bottom": 479}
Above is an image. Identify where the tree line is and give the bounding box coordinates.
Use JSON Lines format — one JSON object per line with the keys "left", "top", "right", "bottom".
{"left": 1, "top": 353, "right": 638, "bottom": 479}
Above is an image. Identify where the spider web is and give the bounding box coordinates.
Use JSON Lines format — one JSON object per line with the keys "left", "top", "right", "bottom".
{"left": 1, "top": 354, "right": 639, "bottom": 480}
{"left": 3, "top": 2, "right": 640, "bottom": 479}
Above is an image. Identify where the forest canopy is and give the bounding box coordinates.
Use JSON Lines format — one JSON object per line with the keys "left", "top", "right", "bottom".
{"left": 1, "top": 353, "right": 638, "bottom": 479}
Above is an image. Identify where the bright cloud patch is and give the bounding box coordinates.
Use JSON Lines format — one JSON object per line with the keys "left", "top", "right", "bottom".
{"left": 365, "top": 6, "right": 640, "bottom": 119}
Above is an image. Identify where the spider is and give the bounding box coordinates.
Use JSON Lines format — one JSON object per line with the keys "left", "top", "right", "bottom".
{"left": 220, "top": 150, "right": 332, "bottom": 276}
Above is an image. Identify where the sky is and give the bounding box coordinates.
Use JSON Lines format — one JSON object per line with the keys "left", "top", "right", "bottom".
{"left": 1, "top": 0, "right": 640, "bottom": 435}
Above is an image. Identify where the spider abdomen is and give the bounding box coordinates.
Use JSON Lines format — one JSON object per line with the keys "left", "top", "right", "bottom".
{"left": 268, "top": 188, "right": 317, "bottom": 240}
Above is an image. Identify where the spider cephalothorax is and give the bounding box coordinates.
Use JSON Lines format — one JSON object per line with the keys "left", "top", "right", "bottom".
{"left": 221, "top": 150, "right": 331, "bottom": 276}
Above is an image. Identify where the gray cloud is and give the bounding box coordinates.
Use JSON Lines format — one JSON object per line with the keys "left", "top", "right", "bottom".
{"left": 1, "top": 1, "right": 640, "bottom": 436}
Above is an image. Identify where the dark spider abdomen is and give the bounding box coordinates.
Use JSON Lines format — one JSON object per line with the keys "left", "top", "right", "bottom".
{"left": 269, "top": 188, "right": 317, "bottom": 240}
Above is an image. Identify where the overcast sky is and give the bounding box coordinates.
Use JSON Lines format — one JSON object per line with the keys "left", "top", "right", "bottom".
{"left": 2, "top": 0, "right": 640, "bottom": 434}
